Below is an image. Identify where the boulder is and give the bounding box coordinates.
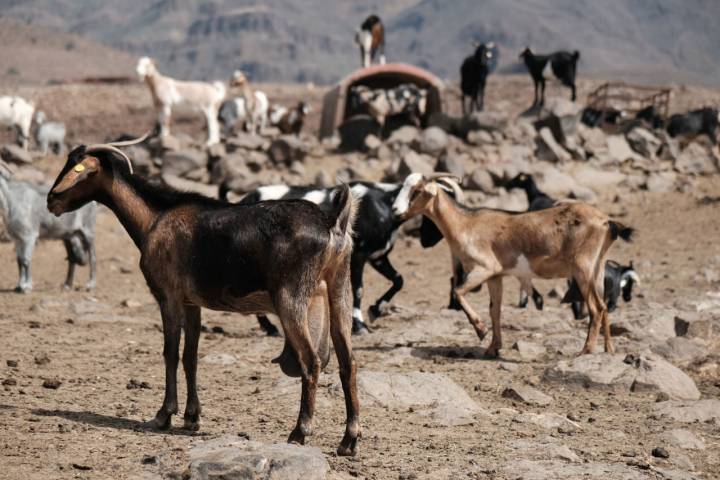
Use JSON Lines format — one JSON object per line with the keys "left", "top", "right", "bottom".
{"left": 395, "top": 149, "right": 434, "bottom": 179}
{"left": 502, "top": 459, "right": 654, "bottom": 480}
{"left": 569, "top": 165, "right": 627, "bottom": 193}
{"left": 417, "top": 127, "right": 448, "bottom": 155}
{"left": 502, "top": 385, "right": 552, "bottom": 406}
{"left": 269, "top": 138, "right": 303, "bottom": 167}
{"left": 544, "top": 353, "right": 700, "bottom": 400}
{"left": 387, "top": 125, "right": 420, "bottom": 146}
{"left": 466, "top": 129, "right": 495, "bottom": 146}
{"left": 651, "top": 337, "right": 708, "bottom": 365}
{"left": 187, "top": 435, "right": 329, "bottom": 480}
{"left": 340, "top": 371, "right": 485, "bottom": 426}
{"left": 162, "top": 174, "right": 218, "bottom": 199}
{"left": 314, "top": 170, "right": 334, "bottom": 188}
{"left": 467, "top": 111, "right": 509, "bottom": 131}
{"left": 125, "top": 145, "right": 155, "bottom": 176}
{"left": 626, "top": 127, "right": 662, "bottom": 158}
{"left": 161, "top": 149, "right": 207, "bottom": 178}
{"left": 674, "top": 142, "right": 719, "bottom": 175}
{"left": 363, "top": 134, "right": 381, "bottom": 155}
{"left": 435, "top": 152, "right": 466, "bottom": 179}
{"left": 646, "top": 172, "right": 677, "bottom": 193}
{"left": 226, "top": 132, "right": 268, "bottom": 152}
{"left": 652, "top": 399, "right": 720, "bottom": 423}
{"left": 1, "top": 144, "right": 33, "bottom": 164}
{"left": 536, "top": 127, "right": 572, "bottom": 163}
{"left": 661, "top": 429, "right": 706, "bottom": 450}
{"left": 607, "top": 134, "right": 641, "bottom": 164}
{"left": 465, "top": 168, "right": 494, "bottom": 193}
{"left": 512, "top": 340, "right": 547, "bottom": 361}
{"left": 541, "top": 97, "right": 582, "bottom": 137}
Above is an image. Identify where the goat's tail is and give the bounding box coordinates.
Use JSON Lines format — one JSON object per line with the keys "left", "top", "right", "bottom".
{"left": 609, "top": 221, "right": 635, "bottom": 242}
{"left": 327, "top": 184, "right": 357, "bottom": 254}
{"left": 573, "top": 50, "right": 581, "bottom": 62}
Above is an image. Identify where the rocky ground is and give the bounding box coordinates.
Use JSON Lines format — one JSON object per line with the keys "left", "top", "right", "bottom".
{"left": 1, "top": 76, "right": 719, "bottom": 479}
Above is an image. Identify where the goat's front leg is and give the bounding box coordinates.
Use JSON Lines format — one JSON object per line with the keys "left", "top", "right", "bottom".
{"left": 159, "top": 105, "right": 171, "bottom": 136}
{"left": 14, "top": 236, "right": 36, "bottom": 293}
{"left": 62, "top": 239, "right": 76, "bottom": 290}
{"left": 182, "top": 305, "right": 202, "bottom": 431}
{"left": 453, "top": 267, "right": 494, "bottom": 341}
{"left": 367, "top": 255, "right": 403, "bottom": 322}
{"left": 485, "top": 276, "right": 504, "bottom": 358}
{"left": 447, "top": 257, "right": 466, "bottom": 310}
{"left": 349, "top": 255, "right": 370, "bottom": 334}
{"left": 148, "top": 300, "right": 183, "bottom": 429}
{"left": 83, "top": 235, "right": 96, "bottom": 291}
{"left": 328, "top": 268, "right": 360, "bottom": 456}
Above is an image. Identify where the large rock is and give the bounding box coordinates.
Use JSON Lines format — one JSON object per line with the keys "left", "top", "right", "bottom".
{"left": 610, "top": 307, "right": 676, "bottom": 342}
{"left": 502, "top": 385, "right": 552, "bottom": 406}
{"left": 626, "top": 127, "right": 662, "bottom": 158}
{"left": 541, "top": 97, "right": 582, "bottom": 138}
{"left": 396, "top": 149, "right": 434, "bottom": 179}
{"left": 543, "top": 353, "right": 700, "bottom": 400}
{"left": 187, "top": 435, "right": 329, "bottom": 480}
{"left": 652, "top": 399, "right": 720, "bottom": 423}
{"left": 569, "top": 165, "right": 627, "bottom": 193}
{"left": 646, "top": 172, "right": 677, "bottom": 193}
{"left": 536, "top": 127, "right": 572, "bottom": 163}
{"left": 161, "top": 149, "right": 207, "bottom": 177}
{"left": 502, "top": 459, "right": 654, "bottom": 480}
{"left": 226, "top": 132, "right": 268, "bottom": 152}
{"left": 466, "top": 129, "right": 494, "bottom": 145}
{"left": 651, "top": 337, "right": 708, "bottom": 365}
{"left": 1, "top": 144, "right": 33, "bottom": 164}
{"left": 661, "top": 429, "right": 706, "bottom": 450}
{"left": 465, "top": 168, "right": 494, "bottom": 193}
{"left": 417, "top": 127, "right": 448, "bottom": 156}
{"left": 435, "top": 152, "right": 466, "bottom": 179}
{"left": 467, "top": 111, "right": 509, "bottom": 131}
{"left": 386, "top": 125, "right": 420, "bottom": 146}
{"left": 674, "top": 142, "right": 719, "bottom": 175}
{"left": 341, "top": 371, "right": 485, "bottom": 426}
{"left": 607, "top": 134, "right": 641, "bottom": 164}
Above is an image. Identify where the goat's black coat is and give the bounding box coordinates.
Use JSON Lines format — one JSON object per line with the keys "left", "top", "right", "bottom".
{"left": 460, "top": 43, "right": 494, "bottom": 113}
{"left": 228, "top": 181, "right": 447, "bottom": 335}
{"left": 505, "top": 173, "right": 556, "bottom": 211}
{"left": 520, "top": 48, "right": 579, "bottom": 105}
{"left": 667, "top": 107, "right": 719, "bottom": 145}
{"left": 562, "top": 260, "right": 638, "bottom": 319}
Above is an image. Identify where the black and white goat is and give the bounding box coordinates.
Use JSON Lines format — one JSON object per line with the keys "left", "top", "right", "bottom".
{"left": 222, "top": 179, "right": 456, "bottom": 335}
{"left": 563, "top": 260, "right": 640, "bottom": 320}
{"left": 460, "top": 42, "right": 495, "bottom": 114}
{"left": 355, "top": 15, "right": 386, "bottom": 68}
{"left": 667, "top": 107, "right": 719, "bottom": 145}
{"left": 350, "top": 84, "right": 427, "bottom": 128}
{"left": 519, "top": 47, "right": 580, "bottom": 105}
{"left": 269, "top": 102, "right": 310, "bottom": 135}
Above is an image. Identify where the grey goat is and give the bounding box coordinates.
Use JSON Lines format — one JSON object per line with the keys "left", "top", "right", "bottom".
{"left": 0, "top": 160, "right": 96, "bottom": 292}
{"left": 35, "top": 111, "right": 67, "bottom": 155}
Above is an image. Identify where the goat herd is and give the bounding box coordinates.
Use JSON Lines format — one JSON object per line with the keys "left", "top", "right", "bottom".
{"left": 2, "top": 13, "right": 716, "bottom": 462}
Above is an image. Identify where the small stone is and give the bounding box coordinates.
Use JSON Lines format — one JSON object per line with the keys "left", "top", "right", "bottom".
{"left": 652, "top": 447, "right": 669, "bottom": 459}
{"left": 501, "top": 385, "right": 552, "bottom": 406}
{"left": 42, "top": 379, "right": 61, "bottom": 389}
{"left": 211, "top": 326, "right": 226, "bottom": 334}
{"left": 141, "top": 455, "right": 158, "bottom": 465}
{"left": 6, "top": 360, "right": 18, "bottom": 368}
{"left": 121, "top": 299, "right": 141, "bottom": 308}
{"left": 34, "top": 354, "right": 50, "bottom": 366}
{"left": 2, "top": 378, "right": 17, "bottom": 386}
{"left": 126, "top": 379, "right": 151, "bottom": 390}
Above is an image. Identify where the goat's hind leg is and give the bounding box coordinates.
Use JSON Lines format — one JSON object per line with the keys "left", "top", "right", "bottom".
{"left": 62, "top": 239, "right": 77, "bottom": 290}
{"left": 328, "top": 266, "right": 360, "bottom": 456}
{"left": 14, "top": 235, "right": 36, "bottom": 293}
{"left": 367, "top": 254, "right": 403, "bottom": 322}
{"left": 485, "top": 276, "right": 504, "bottom": 358}
{"left": 454, "top": 266, "right": 495, "bottom": 341}
{"left": 275, "top": 290, "right": 320, "bottom": 445}
{"left": 182, "top": 305, "right": 202, "bottom": 430}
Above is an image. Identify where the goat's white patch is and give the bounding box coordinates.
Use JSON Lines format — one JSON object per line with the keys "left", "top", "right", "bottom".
{"left": 392, "top": 173, "right": 423, "bottom": 215}
{"left": 370, "top": 229, "right": 398, "bottom": 259}
{"left": 506, "top": 254, "right": 535, "bottom": 278}
{"left": 258, "top": 185, "right": 290, "bottom": 200}
{"left": 620, "top": 278, "right": 628, "bottom": 288}
{"left": 372, "top": 182, "right": 398, "bottom": 192}
{"left": 351, "top": 184, "right": 369, "bottom": 198}
{"left": 353, "top": 308, "right": 364, "bottom": 322}
{"left": 303, "top": 190, "right": 326, "bottom": 204}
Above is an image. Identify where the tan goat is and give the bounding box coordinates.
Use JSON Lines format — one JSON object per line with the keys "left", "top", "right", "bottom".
{"left": 392, "top": 173, "right": 634, "bottom": 357}
{"left": 136, "top": 57, "right": 225, "bottom": 146}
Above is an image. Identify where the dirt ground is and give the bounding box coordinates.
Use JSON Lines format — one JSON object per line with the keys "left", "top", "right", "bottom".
{"left": 1, "top": 79, "right": 720, "bottom": 479}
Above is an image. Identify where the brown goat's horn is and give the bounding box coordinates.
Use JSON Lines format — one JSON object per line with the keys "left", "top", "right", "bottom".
{"left": 84, "top": 144, "right": 134, "bottom": 174}
{"left": 106, "top": 129, "right": 154, "bottom": 147}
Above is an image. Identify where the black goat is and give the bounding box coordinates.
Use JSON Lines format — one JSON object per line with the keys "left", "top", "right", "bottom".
{"left": 581, "top": 107, "right": 626, "bottom": 128}
{"left": 519, "top": 47, "right": 580, "bottom": 105}
{"left": 222, "top": 180, "right": 453, "bottom": 335}
{"left": 667, "top": 107, "right": 719, "bottom": 145}
{"left": 635, "top": 105, "right": 664, "bottom": 130}
{"left": 562, "top": 260, "right": 640, "bottom": 320}
{"left": 356, "top": 15, "right": 386, "bottom": 68}
{"left": 47, "top": 141, "right": 361, "bottom": 456}
{"left": 505, "top": 172, "right": 556, "bottom": 211}
{"left": 460, "top": 42, "right": 495, "bottom": 114}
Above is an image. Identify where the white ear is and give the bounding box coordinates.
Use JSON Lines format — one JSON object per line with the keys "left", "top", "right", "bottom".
{"left": 424, "top": 183, "right": 438, "bottom": 196}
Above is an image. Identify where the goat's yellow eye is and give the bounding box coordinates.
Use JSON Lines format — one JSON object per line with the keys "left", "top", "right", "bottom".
{"left": 74, "top": 164, "right": 86, "bottom": 172}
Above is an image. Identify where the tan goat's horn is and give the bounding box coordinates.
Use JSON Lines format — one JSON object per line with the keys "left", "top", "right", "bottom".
{"left": 85, "top": 145, "right": 135, "bottom": 174}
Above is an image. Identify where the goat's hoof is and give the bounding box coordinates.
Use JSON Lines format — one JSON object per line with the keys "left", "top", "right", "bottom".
{"left": 182, "top": 417, "right": 201, "bottom": 432}
{"left": 352, "top": 321, "right": 371, "bottom": 336}
{"left": 337, "top": 435, "right": 359, "bottom": 457}
{"left": 146, "top": 412, "right": 173, "bottom": 431}
{"left": 287, "top": 427, "right": 306, "bottom": 445}
{"left": 62, "top": 284, "right": 72, "bottom": 291}
{"left": 84, "top": 283, "right": 96, "bottom": 292}
{"left": 367, "top": 305, "right": 380, "bottom": 322}
{"left": 484, "top": 346, "right": 500, "bottom": 358}
{"left": 14, "top": 286, "right": 30, "bottom": 294}
{"left": 604, "top": 344, "right": 615, "bottom": 354}
{"left": 578, "top": 346, "right": 594, "bottom": 355}
{"left": 475, "top": 327, "right": 488, "bottom": 341}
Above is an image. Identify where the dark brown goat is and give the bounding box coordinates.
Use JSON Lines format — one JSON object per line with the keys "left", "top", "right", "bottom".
{"left": 46, "top": 142, "right": 361, "bottom": 456}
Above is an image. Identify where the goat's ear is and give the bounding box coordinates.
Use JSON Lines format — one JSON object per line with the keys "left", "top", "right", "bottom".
{"left": 52, "top": 156, "right": 100, "bottom": 194}
{"left": 419, "top": 216, "right": 444, "bottom": 248}
{"left": 423, "top": 182, "right": 438, "bottom": 196}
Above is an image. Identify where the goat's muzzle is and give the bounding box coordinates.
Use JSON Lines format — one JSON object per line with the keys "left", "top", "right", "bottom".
{"left": 46, "top": 191, "right": 66, "bottom": 217}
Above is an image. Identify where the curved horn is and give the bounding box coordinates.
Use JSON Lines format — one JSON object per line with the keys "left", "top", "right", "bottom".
{"left": 427, "top": 172, "right": 461, "bottom": 182}
{"left": 435, "top": 177, "right": 465, "bottom": 203}
{"left": 84, "top": 144, "right": 134, "bottom": 174}
{"left": 622, "top": 270, "right": 641, "bottom": 287}
{"left": 106, "top": 129, "right": 154, "bottom": 148}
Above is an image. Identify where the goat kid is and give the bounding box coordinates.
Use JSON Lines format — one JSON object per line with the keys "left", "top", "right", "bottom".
{"left": 218, "top": 91, "right": 270, "bottom": 137}
{"left": 229, "top": 70, "right": 269, "bottom": 135}
{"left": 46, "top": 141, "right": 360, "bottom": 456}
{"left": 667, "top": 107, "right": 719, "bottom": 145}
{"left": 355, "top": 15, "right": 386, "bottom": 68}
{"left": 519, "top": 48, "right": 580, "bottom": 105}
{"left": 392, "top": 173, "right": 634, "bottom": 357}
{"left": 269, "top": 102, "right": 310, "bottom": 135}
{"left": 0, "top": 159, "right": 96, "bottom": 292}
{"left": 351, "top": 84, "right": 427, "bottom": 128}
{"left": 35, "top": 111, "right": 67, "bottom": 155}
{"left": 563, "top": 260, "right": 640, "bottom": 320}
{"left": 0, "top": 95, "right": 35, "bottom": 149}
{"left": 136, "top": 57, "right": 225, "bottom": 146}
{"left": 223, "top": 179, "right": 457, "bottom": 336}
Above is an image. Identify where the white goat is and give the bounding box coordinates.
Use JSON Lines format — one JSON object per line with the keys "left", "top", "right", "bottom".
{"left": 34, "top": 111, "right": 66, "bottom": 155}
{"left": 218, "top": 91, "right": 269, "bottom": 136}
{"left": 0, "top": 95, "right": 35, "bottom": 149}
{"left": 392, "top": 173, "right": 635, "bottom": 357}
{"left": 136, "top": 57, "right": 226, "bottom": 146}
{"left": 229, "top": 70, "right": 269, "bottom": 135}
